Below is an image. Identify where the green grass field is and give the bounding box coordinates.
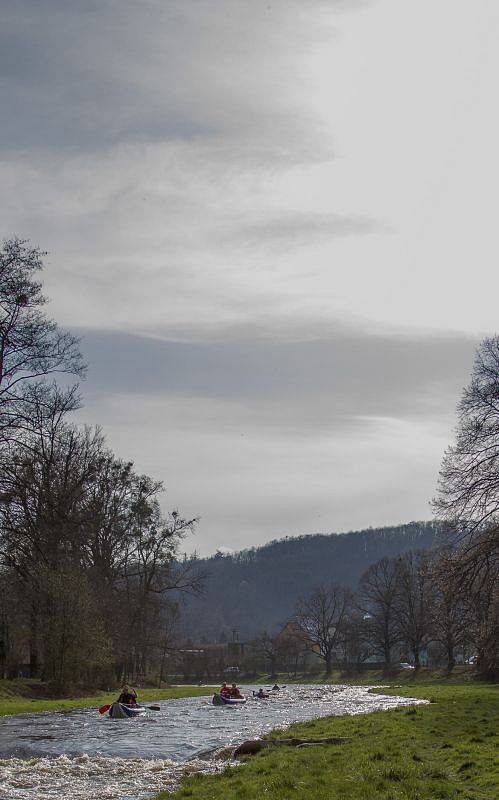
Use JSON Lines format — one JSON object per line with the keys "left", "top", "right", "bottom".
{"left": 0, "top": 679, "right": 216, "bottom": 716}
{"left": 156, "top": 683, "right": 498, "bottom": 800}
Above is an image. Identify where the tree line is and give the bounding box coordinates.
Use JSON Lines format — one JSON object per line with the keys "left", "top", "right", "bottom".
{"left": 0, "top": 239, "right": 201, "bottom": 691}
{"left": 281, "top": 544, "right": 489, "bottom": 677}
{"left": 174, "top": 528, "right": 495, "bottom": 682}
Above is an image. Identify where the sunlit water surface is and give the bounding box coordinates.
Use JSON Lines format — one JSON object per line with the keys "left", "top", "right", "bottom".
{"left": 0, "top": 685, "right": 426, "bottom": 800}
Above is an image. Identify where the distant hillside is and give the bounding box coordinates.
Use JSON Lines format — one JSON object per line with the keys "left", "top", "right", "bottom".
{"left": 182, "top": 521, "right": 439, "bottom": 641}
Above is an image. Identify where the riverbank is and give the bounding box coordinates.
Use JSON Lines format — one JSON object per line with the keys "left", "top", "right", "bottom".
{"left": 0, "top": 679, "right": 215, "bottom": 716}
{"left": 253, "top": 666, "right": 476, "bottom": 686}
{"left": 157, "top": 683, "right": 498, "bottom": 800}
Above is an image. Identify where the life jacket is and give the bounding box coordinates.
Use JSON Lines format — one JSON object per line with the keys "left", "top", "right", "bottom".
{"left": 118, "top": 692, "right": 137, "bottom": 705}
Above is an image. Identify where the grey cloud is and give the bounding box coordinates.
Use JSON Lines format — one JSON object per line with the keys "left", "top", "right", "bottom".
{"left": 78, "top": 326, "right": 476, "bottom": 433}
{"left": 228, "top": 213, "right": 384, "bottom": 251}
{"left": 0, "top": 0, "right": 354, "bottom": 160}
{"left": 0, "top": 2, "right": 212, "bottom": 151}
{"left": 0, "top": 0, "right": 384, "bottom": 342}
{"left": 75, "top": 321, "right": 452, "bottom": 554}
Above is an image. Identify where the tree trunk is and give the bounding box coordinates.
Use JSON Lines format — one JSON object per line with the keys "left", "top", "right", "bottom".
{"left": 29, "top": 607, "right": 39, "bottom": 678}
{"left": 158, "top": 648, "right": 167, "bottom": 687}
{"left": 325, "top": 653, "right": 332, "bottom": 675}
{"left": 0, "top": 616, "right": 7, "bottom": 680}
{"left": 446, "top": 637, "right": 455, "bottom": 672}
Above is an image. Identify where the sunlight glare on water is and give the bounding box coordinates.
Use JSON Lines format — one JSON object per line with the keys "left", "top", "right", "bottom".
{"left": 0, "top": 685, "right": 427, "bottom": 800}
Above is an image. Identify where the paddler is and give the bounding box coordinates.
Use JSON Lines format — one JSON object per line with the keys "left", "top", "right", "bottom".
{"left": 117, "top": 684, "right": 138, "bottom": 706}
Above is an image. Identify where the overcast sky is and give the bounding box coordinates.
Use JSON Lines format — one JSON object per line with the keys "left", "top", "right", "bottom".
{"left": 2, "top": 0, "right": 498, "bottom": 554}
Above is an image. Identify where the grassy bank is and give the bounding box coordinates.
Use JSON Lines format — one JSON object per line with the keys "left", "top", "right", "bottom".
{"left": 157, "top": 683, "right": 498, "bottom": 800}
{"left": 0, "top": 679, "right": 216, "bottom": 716}
{"left": 253, "top": 666, "right": 476, "bottom": 686}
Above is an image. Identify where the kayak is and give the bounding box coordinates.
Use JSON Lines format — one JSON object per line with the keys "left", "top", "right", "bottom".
{"left": 108, "top": 702, "right": 146, "bottom": 718}
{"left": 212, "top": 693, "right": 247, "bottom": 706}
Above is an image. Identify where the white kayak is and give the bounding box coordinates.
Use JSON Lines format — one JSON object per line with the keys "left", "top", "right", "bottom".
{"left": 108, "top": 702, "right": 146, "bottom": 718}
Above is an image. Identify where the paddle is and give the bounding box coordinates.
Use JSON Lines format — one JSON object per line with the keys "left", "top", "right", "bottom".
{"left": 98, "top": 703, "right": 161, "bottom": 714}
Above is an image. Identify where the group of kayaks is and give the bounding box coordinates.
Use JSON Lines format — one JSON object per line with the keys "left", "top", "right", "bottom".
{"left": 99, "top": 685, "right": 282, "bottom": 718}
{"left": 212, "top": 684, "right": 282, "bottom": 707}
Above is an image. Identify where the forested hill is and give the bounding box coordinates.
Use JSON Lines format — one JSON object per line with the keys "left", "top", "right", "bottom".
{"left": 182, "top": 521, "right": 439, "bottom": 641}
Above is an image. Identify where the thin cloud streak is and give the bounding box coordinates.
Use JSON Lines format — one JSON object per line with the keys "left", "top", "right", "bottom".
{"left": 223, "top": 213, "right": 384, "bottom": 252}
{"left": 78, "top": 325, "right": 476, "bottom": 428}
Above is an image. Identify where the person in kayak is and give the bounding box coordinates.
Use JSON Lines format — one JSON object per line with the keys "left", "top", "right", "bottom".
{"left": 117, "top": 685, "right": 138, "bottom": 706}
{"left": 272, "top": 684, "right": 280, "bottom": 691}
{"left": 229, "top": 683, "right": 242, "bottom": 698}
{"left": 255, "top": 688, "right": 269, "bottom": 698}
{"left": 220, "top": 682, "right": 230, "bottom": 698}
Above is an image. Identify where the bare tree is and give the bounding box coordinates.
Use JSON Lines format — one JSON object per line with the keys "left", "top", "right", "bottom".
{"left": 433, "top": 335, "right": 499, "bottom": 678}
{"left": 39, "top": 566, "right": 110, "bottom": 692}
{"left": 0, "top": 238, "right": 84, "bottom": 444}
{"left": 252, "top": 631, "right": 281, "bottom": 677}
{"left": 436, "top": 545, "right": 498, "bottom": 679}
{"left": 119, "top": 500, "right": 200, "bottom": 680}
{"left": 0, "top": 413, "right": 108, "bottom": 676}
{"left": 434, "top": 336, "right": 499, "bottom": 537}
{"left": 276, "top": 624, "right": 308, "bottom": 677}
{"left": 295, "top": 584, "right": 351, "bottom": 675}
{"left": 359, "top": 557, "right": 400, "bottom": 669}
{"left": 337, "top": 605, "right": 372, "bottom": 671}
{"left": 0, "top": 402, "right": 202, "bottom": 687}
{"left": 466, "top": 552, "right": 498, "bottom": 679}
{"left": 428, "top": 552, "right": 471, "bottom": 672}
{"left": 394, "top": 551, "right": 431, "bottom": 669}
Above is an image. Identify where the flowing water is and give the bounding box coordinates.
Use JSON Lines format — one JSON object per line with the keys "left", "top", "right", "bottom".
{"left": 0, "top": 685, "right": 427, "bottom": 800}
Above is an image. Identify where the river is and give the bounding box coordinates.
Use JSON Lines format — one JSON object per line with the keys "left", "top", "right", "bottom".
{"left": 0, "top": 685, "right": 426, "bottom": 800}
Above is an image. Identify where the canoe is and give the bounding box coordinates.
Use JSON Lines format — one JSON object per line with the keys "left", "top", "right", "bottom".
{"left": 108, "top": 702, "right": 146, "bottom": 718}
{"left": 212, "top": 693, "right": 247, "bottom": 706}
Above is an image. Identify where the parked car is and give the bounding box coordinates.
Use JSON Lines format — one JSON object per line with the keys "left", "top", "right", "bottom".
{"left": 399, "top": 662, "right": 415, "bottom": 670}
